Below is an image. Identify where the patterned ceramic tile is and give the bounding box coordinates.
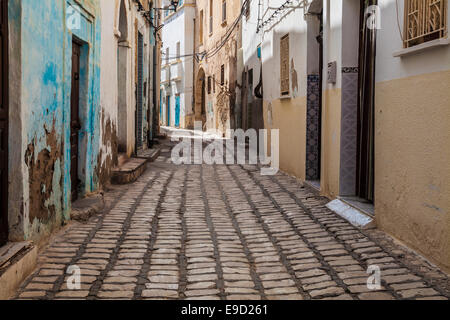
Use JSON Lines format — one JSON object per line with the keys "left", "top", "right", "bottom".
{"left": 306, "top": 74, "right": 321, "bottom": 181}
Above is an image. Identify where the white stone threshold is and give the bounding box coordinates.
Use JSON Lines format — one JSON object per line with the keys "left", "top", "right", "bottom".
{"left": 326, "top": 199, "right": 376, "bottom": 230}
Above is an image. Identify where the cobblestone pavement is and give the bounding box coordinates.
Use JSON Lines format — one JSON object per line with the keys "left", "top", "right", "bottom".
{"left": 13, "top": 142, "right": 450, "bottom": 300}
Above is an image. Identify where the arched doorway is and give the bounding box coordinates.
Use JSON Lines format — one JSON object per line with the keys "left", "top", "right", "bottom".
{"left": 117, "top": 0, "right": 129, "bottom": 153}
{"left": 194, "top": 68, "right": 206, "bottom": 130}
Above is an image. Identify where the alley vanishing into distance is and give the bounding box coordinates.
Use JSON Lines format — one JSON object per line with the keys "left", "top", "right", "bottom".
{"left": 13, "top": 132, "right": 450, "bottom": 300}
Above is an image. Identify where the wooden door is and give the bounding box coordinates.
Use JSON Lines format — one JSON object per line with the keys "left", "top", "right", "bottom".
{"left": 70, "top": 41, "right": 81, "bottom": 202}
{"left": 0, "top": 0, "right": 8, "bottom": 246}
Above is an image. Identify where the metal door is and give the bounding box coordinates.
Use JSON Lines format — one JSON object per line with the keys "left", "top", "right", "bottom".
{"left": 136, "top": 32, "right": 144, "bottom": 149}
{"left": 356, "top": 0, "right": 377, "bottom": 202}
{"left": 175, "top": 95, "right": 180, "bottom": 128}
{"left": 70, "top": 41, "right": 81, "bottom": 202}
{"left": 0, "top": 0, "right": 8, "bottom": 246}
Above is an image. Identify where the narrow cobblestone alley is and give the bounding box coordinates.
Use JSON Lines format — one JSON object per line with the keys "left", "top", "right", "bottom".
{"left": 13, "top": 139, "right": 450, "bottom": 300}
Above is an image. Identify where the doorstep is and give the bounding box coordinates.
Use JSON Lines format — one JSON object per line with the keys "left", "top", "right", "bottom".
{"left": 304, "top": 180, "right": 321, "bottom": 192}
{"left": 136, "top": 148, "right": 161, "bottom": 163}
{"left": 0, "top": 241, "right": 37, "bottom": 300}
{"left": 111, "top": 158, "right": 148, "bottom": 185}
{"left": 71, "top": 193, "right": 105, "bottom": 222}
{"left": 326, "top": 197, "right": 376, "bottom": 230}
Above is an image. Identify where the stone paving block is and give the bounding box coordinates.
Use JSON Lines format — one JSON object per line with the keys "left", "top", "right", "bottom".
{"left": 10, "top": 153, "right": 450, "bottom": 301}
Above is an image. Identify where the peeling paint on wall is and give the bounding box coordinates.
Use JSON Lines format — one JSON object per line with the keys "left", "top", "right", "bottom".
{"left": 24, "top": 119, "right": 61, "bottom": 223}
{"left": 97, "top": 110, "right": 118, "bottom": 188}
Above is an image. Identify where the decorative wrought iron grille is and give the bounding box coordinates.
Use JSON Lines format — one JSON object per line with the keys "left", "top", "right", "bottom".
{"left": 280, "top": 34, "right": 290, "bottom": 96}
{"left": 404, "top": 0, "right": 448, "bottom": 48}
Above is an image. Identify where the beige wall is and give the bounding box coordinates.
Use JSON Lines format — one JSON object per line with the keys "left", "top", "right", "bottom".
{"left": 375, "top": 70, "right": 450, "bottom": 273}
{"left": 263, "top": 97, "right": 307, "bottom": 180}
{"left": 321, "top": 88, "right": 341, "bottom": 199}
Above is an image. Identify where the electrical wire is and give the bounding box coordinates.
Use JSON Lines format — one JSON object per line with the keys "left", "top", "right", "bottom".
{"left": 156, "top": 0, "right": 251, "bottom": 64}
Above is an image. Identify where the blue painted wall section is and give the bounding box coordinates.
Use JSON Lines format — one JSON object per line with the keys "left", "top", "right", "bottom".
{"left": 19, "top": 0, "right": 101, "bottom": 241}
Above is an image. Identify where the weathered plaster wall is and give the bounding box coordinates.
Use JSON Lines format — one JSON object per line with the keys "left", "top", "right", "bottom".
{"left": 98, "top": 0, "right": 119, "bottom": 186}
{"left": 320, "top": 88, "right": 341, "bottom": 199}
{"left": 319, "top": 0, "right": 342, "bottom": 199}
{"left": 194, "top": 0, "right": 242, "bottom": 134}
{"left": 247, "top": 1, "right": 309, "bottom": 182}
{"left": 7, "top": 0, "right": 25, "bottom": 241}
{"left": 263, "top": 97, "right": 307, "bottom": 180}
{"left": 374, "top": 0, "right": 450, "bottom": 273}
{"left": 10, "top": 0, "right": 102, "bottom": 243}
{"left": 375, "top": 71, "right": 450, "bottom": 273}
{"left": 101, "top": 0, "right": 152, "bottom": 163}
{"left": 160, "top": 2, "right": 195, "bottom": 129}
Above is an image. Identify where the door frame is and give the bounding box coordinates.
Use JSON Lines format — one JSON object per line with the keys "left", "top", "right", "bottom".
{"left": 356, "top": 0, "right": 376, "bottom": 202}
{"left": 70, "top": 39, "right": 82, "bottom": 202}
{"left": 0, "top": 0, "right": 9, "bottom": 245}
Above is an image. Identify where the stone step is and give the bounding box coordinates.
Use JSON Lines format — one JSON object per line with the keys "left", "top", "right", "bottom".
{"left": 117, "top": 153, "right": 129, "bottom": 167}
{"left": 0, "top": 241, "right": 37, "bottom": 299}
{"left": 136, "top": 148, "right": 161, "bottom": 163}
{"left": 71, "top": 193, "right": 105, "bottom": 222}
{"left": 111, "top": 158, "right": 148, "bottom": 185}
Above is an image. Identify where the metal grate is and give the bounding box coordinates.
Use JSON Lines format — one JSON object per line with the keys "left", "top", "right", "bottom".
{"left": 404, "top": 0, "right": 448, "bottom": 48}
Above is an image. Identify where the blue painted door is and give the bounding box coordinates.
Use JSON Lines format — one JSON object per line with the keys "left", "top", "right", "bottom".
{"left": 159, "top": 89, "right": 162, "bottom": 122}
{"left": 175, "top": 95, "right": 180, "bottom": 128}
{"left": 166, "top": 96, "right": 170, "bottom": 126}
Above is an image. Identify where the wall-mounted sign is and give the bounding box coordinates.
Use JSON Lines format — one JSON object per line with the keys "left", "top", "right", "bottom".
{"left": 328, "top": 61, "right": 337, "bottom": 84}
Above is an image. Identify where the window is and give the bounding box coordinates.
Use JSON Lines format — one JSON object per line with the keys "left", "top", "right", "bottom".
{"left": 220, "top": 65, "right": 225, "bottom": 85}
{"left": 222, "top": 1, "right": 227, "bottom": 24}
{"left": 209, "top": 0, "right": 213, "bottom": 34}
{"left": 199, "top": 10, "right": 204, "bottom": 45}
{"left": 166, "top": 47, "right": 169, "bottom": 65}
{"left": 404, "top": 0, "right": 448, "bottom": 48}
{"left": 208, "top": 76, "right": 212, "bottom": 94}
{"left": 176, "top": 42, "right": 180, "bottom": 60}
{"left": 280, "top": 34, "right": 290, "bottom": 96}
{"left": 213, "top": 75, "right": 216, "bottom": 93}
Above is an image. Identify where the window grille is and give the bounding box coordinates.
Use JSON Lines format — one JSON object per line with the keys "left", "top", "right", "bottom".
{"left": 404, "top": 0, "right": 448, "bottom": 48}
{"left": 280, "top": 34, "right": 290, "bottom": 96}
